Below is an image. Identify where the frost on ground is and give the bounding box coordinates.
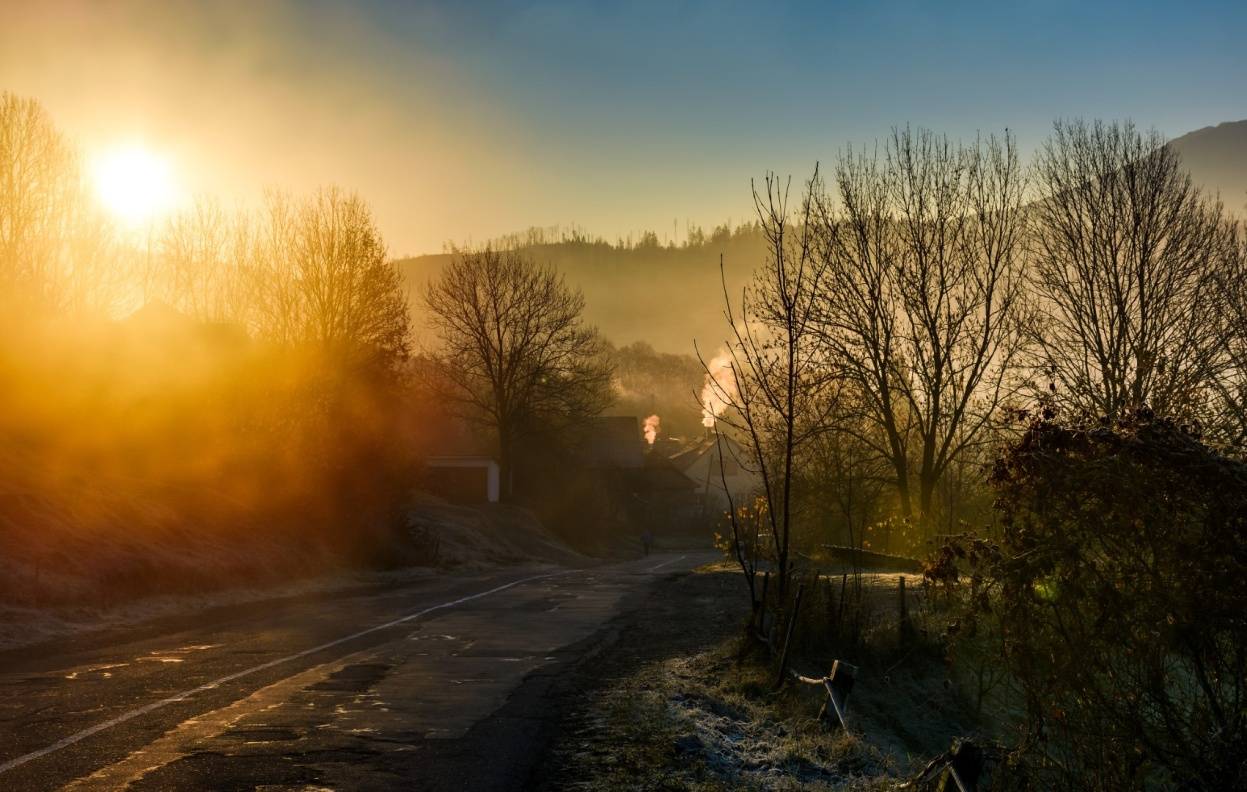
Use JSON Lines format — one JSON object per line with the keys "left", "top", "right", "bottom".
{"left": 541, "top": 566, "right": 987, "bottom": 791}
{"left": 665, "top": 654, "right": 895, "bottom": 789}
{"left": 406, "top": 495, "right": 582, "bottom": 568}
{"left": 0, "top": 563, "right": 436, "bottom": 651}
{"left": 555, "top": 640, "right": 895, "bottom": 791}
{"left": 0, "top": 496, "right": 579, "bottom": 652}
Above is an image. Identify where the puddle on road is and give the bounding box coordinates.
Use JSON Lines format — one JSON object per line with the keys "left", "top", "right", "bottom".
{"left": 135, "top": 643, "right": 222, "bottom": 664}
{"left": 220, "top": 727, "right": 298, "bottom": 743}
{"left": 64, "top": 662, "right": 130, "bottom": 680}
{"left": 405, "top": 631, "right": 480, "bottom": 658}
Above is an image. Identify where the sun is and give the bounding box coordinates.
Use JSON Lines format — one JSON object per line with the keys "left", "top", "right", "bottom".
{"left": 91, "top": 145, "right": 178, "bottom": 227}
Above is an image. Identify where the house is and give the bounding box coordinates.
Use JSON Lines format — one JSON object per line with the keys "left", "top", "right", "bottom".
{"left": 419, "top": 415, "right": 706, "bottom": 544}
{"left": 577, "top": 416, "right": 646, "bottom": 469}
{"left": 563, "top": 416, "right": 647, "bottom": 528}
{"left": 630, "top": 450, "right": 701, "bottom": 530}
{"left": 509, "top": 416, "right": 706, "bottom": 541}
{"left": 417, "top": 415, "right": 501, "bottom": 504}
{"left": 573, "top": 417, "right": 709, "bottom": 532}
{"left": 423, "top": 455, "right": 500, "bottom": 503}
{"left": 669, "top": 434, "right": 762, "bottom": 517}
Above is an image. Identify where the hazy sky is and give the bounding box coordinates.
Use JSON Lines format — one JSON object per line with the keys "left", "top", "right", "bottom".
{"left": 3, "top": 0, "right": 1244, "bottom": 256}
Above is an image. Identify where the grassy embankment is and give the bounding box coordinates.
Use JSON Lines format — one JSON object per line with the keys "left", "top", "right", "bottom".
{"left": 540, "top": 563, "right": 1002, "bottom": 791}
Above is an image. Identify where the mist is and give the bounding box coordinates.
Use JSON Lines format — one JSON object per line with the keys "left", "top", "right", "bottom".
{"left": 2, "top": 3, "right": 1247, "bottom": 791}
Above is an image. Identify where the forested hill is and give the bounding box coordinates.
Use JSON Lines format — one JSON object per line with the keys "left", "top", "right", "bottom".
{"left": 396, "top": 226, "right": 768, "bottom": 354}
{"left": 397, "top": 120, "right": 1247, "bottom": 354}
{"left": 1169, "top": 119, "right": 1247, "bottom": 213}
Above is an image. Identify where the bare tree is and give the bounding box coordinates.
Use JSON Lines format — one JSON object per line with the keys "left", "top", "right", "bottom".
{"left": 0, "top": 92, "right": 115, "bottom": 312}
{"left": 425, "top": 247, "right": 613, "bottom": 498}
{"left": 242, "top": 190, "right": 301, "bottom": 343}
{"left": 1031, "top": 119, "right": 1236, "bottom": 421}
{"left": 157, "top": 196, "right": 242, "bottom": 321}
{"left": 245, "top": 188, "right": 410, "bottom": 367}
{"left": 795, "top": 383, "right": 890, "bottom": 551}
{"left": 0, "top": 92, "right": 73, "bottom": 294}
{"left": 700, "top": 170, "right": 832, "bottom": 607}
{"left": 1211, "top": 226, "right": 1247, "bottom": 447}
{"left": 813, "top": 128, "right": 1028, "bottom": 527}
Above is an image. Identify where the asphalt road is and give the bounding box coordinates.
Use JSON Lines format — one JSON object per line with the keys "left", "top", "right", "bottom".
{"left": 0, "top": 552, "right": 712, "bottom": 791}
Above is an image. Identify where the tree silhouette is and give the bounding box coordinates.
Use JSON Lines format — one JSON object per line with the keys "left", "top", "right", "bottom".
{"left": 813, "top": 128, "right": 1028, "bottom": 526}
{"left": 425, "top": 247, "right": 613, "bottom": 498}
{"left": 1031, "top": 119, "right": 1237, "bottom": 422}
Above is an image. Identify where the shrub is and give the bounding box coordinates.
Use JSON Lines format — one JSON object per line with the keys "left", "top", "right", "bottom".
{"left": 984, "top": 410, "right": 1247, "bottom": 790}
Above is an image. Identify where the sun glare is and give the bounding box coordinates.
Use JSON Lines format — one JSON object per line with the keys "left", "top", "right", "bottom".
{"left": 91, "top": 145, "right": 178, "bottom": 227}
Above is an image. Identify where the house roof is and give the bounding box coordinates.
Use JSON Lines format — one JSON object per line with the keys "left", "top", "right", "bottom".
{"left": 668, "top": 437, "right": 719, "bottom": 469}
{"left": 426, "top": 455, "right": 497, "bottom": 466}
{"left": 578, "top": 416, "right": 645, "bottom": 469}
{"left": 668, "top": 435, "right": 750, "bottom": 471}
{"left": 632, "top": 454, "right": 698, "bottom": 491}
{"left": 423, "top": 415, "right": 494, "bottom": 457}
{"left": 120, "top": 301, "right": 250, "bottom": 351}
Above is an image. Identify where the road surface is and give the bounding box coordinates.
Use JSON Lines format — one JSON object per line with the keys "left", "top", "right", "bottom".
{"left": 0, "top": 552, "right": 711, "bottom": 791}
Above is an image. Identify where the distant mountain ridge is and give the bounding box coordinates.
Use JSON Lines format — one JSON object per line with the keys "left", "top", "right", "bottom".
{"left": 398, "top": 120, "right": 1247, "bottom": 353}
{"left": 397, "top": 230, "right": 767, "bottom": 355}
{"left": 1169, "top": 119, "right": 1247, "bottom": 212}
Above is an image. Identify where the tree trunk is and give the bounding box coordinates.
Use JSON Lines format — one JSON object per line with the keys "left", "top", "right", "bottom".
{"left": 919, "top": 471, "right": 937, "bottom": 534}
{"left": 893, "top": 456, "right": 913, "bottom": 519}
{"left": 497, "top": 422, "right": 515, "bottom": 501}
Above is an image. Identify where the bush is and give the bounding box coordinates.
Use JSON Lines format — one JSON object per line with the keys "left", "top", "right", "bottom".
{"left": 983, "top": 410, "right": 1247, "bottom": 790}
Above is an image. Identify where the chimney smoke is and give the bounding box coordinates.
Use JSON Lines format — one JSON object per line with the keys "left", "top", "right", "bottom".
{"left": 642, "top": 414, "right": 661, "bottom": 445}
{"left": 700, "top": 349, "right": 736, "bottom": 427}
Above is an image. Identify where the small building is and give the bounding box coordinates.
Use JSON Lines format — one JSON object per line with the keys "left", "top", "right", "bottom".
{"left": 578, "top": 416, "right": 646, "bottom": 469}
{"left": 423, "top": 455, "right": 500, "bottom": 504}
{"left": 669, "top": 435, "right": 762, "bottom": 517}
{"left": 574, "top": 417, "right": 704, "bottom": 532}
{"left": 565, "top": 416, "right": 648, "bottom": 528}
{"left": 630, "top": 451, "right": 701, "bottom": 530}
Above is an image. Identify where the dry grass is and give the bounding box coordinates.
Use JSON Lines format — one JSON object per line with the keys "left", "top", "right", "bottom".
{"left": 541, "top": 565, "right": 991, "bottom": 791}
{"left": 549, "top": 635, "right": 895, "bottom": 790}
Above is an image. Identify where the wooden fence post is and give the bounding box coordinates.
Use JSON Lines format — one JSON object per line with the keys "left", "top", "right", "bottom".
{"left": 774, "top": 583, "right": 805, "bottom": 688}
{"left": 837, "top": 572, "right": 847, "bottom": 642}
{"left": 822, "top": 659, "right": 857, "bottom": 730}
{"left": 899, "top": 575, "right": 914, "bottom": 644}
{"left": 748, "top": 569, "right": 759, "bottom": 631}
{"left": 824, "top": 574, "right": 837, "bottom": 639}
{"left": 936, "top": 740, "right": 984, "bottom": 792}
{"left": 758, "top": 570, "right": 772, "bottom": 642}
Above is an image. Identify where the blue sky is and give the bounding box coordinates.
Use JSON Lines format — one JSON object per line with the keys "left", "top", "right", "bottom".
{"left": 3, "top": 0, "right": 1244, "bottom": 254}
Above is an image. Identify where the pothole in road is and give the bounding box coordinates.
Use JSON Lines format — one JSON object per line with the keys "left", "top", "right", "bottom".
{"left": 308, "top": 663, "right": 391, "bottom": 693}
{"left": 221, "top": 727, "right": 300, "bottom": 743}
{"left": 62, "top": 662, "right": 130, "bottom": 680}
{"left": 458, "top": 647, "right": 535, "bottom": 659}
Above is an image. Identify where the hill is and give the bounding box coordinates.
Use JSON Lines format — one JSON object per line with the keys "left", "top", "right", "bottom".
{"left": 398, "top": 121, "right": 1247, "bottom": 356}
{"left": 397, "top": 227, "right": 768, "bottom": 355}
{"left": 1170, "top": 119, "right": 1247, "bottom": 212}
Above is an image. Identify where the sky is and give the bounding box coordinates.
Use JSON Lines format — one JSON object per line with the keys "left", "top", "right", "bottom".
{"left": 2, "top": 0, "right": 1244, "bottom": 256}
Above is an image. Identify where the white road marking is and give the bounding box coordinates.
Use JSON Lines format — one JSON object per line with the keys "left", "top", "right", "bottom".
{"left": 62, "top": 652, "right": 368, "bottom": 791}
{"left": 648, "top": 554, "right": 687, "bottom": 572}
{"left": 0, "top": 568, "right": 573, "bottom": 777}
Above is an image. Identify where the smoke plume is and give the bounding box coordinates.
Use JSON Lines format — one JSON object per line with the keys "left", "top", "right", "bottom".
{"left": 700, "top": 349, "right": 736, "bottom": 427}
{"left": 642, "top": 414, "right": 661, "bottom": 444}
